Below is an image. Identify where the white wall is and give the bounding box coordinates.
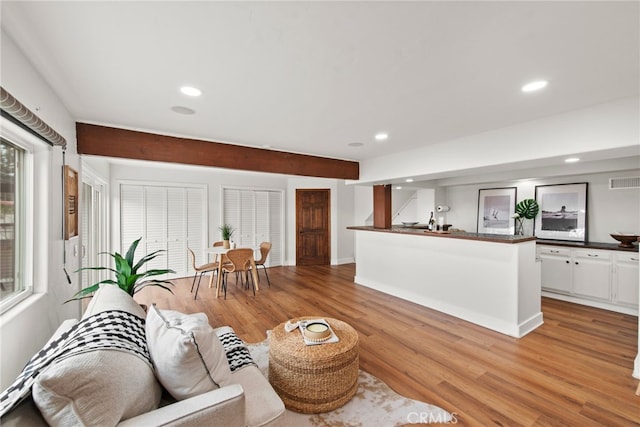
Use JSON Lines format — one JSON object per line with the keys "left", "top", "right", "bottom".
{"left": 444, "top": 169, "right": 640, "bottom": 243}
{"left": 391, "top": 188, "right": 416, "bottom": 224}
{"left": 337, "top": 182, "right": 355, "bottom": 264}
{"left": 0, "top": 30, "right": 81, "bottom": 389}
{"left": 352, "top": 186, "right": 425, "bottom": 226}
{"left": 353, "top": 185, "right": 373, "bottom": 229}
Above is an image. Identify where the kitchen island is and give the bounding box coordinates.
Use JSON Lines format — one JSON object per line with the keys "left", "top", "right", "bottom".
{"left": 348, "top": 226, "right": 542, "bottom": 338}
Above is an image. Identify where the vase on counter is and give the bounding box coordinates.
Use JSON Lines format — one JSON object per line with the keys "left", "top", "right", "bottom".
{"left": 515, "top": 217, "right": 525, "bottom": 236}
{"left": 513, "top": 199, "right": 539, "bottom": 237}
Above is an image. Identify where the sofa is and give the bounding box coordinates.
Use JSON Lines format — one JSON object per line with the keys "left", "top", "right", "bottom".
{"left": 1, "top": 284, "right": 285, "bottom": 426}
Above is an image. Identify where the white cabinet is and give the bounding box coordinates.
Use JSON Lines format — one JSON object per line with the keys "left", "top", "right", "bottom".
{"left": 538, "top": 246, "right": 572, "bottom": 294}
{"left": 613, "top": 252, "right": 640, "bottom": 308}
{"left": 537, "top": 244, "right": 638, "bottom": 313}
{"left": 572, "top": 250, "right": 612, "bottom": 301}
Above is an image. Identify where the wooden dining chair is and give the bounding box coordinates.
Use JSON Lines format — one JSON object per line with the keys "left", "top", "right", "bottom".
{"left": 220, "top": 248, "right": 255, "bottom": 299}
{"left": 188, "top": 248, "right": 219, "bottom": 300}
{"left": 254, "top": 242, "right": 272, "bottom": 287}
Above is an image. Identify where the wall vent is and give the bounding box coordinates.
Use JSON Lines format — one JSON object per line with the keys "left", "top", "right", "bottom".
{"left": 609, "top": 176, "right": 640, "bottom": 190}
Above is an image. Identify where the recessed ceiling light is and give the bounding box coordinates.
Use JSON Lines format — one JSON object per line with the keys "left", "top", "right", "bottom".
{"left": 171, "top": 106, "right": 196, "bottom": 115}
{"left": 521, "top": 80, "right": 548, "bottom": 93}
{"left": 405, "top": 178, "right": 414, "bottom": 183}
{"left": 395, "top": 186, "right": 402, "bottom": 190}
{"left": 180, "top": 86, "right": 202, "bottom": 97}
{"left": 374, "top": 132, "right": 388, "bottom": 141}
{"left": 565, "top": 157, "right": 580, "bottom": 163}
{"left": 348, "top": 142, "right": 364, "bottom": 147}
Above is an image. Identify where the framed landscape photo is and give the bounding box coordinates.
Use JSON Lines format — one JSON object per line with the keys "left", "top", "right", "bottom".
{"left": 534, "top": 183, "right": 588, "bottom": 241}
{"left": 477, "top": 187, "right": 517, "bottom": 235}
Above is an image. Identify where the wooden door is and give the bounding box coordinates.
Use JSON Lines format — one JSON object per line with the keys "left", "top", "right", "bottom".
{"left": 296, "top": 189, "right": 330, "bottom": 265}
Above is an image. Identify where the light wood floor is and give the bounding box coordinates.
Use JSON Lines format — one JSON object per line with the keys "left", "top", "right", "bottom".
{"left": 136, "top": 264, "right": 640, "bottom": 426}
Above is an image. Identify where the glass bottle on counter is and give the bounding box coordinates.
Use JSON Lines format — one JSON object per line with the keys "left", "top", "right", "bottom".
{"left": 428, "top": 212, "right": 435, "bottom": 231}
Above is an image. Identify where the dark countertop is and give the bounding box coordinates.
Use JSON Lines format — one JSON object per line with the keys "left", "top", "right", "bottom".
{"left": 536, "top": 239, "right": 639, "bottom": 252}
{"left": 347, "top": 225, "right": 638, "bottom": 251}
{"left": 346, "top": 225, "right": 536, "bottom": 244}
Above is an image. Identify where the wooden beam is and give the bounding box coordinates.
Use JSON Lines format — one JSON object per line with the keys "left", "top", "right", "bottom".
{"left": 76, "top": 123, "right": 359, "bottom": 180}
{"left": 373, "top": 184, "right": 392, "bottom": 229}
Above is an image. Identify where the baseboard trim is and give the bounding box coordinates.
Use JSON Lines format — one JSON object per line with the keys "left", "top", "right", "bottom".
{"left": 355, "top": 274, "right": 542, "bottom": 338}
{"left": 541, "top": 291, "right": 638, "bottom": 316}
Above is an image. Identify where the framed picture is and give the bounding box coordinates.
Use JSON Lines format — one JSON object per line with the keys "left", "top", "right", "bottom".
{"left": 534, "top": 183, "right": 588, "bottom": 242}
{"left": 64, "top": 165, "right": 78, "bottom": 240}
{"left": 477, "top": 187, "right": 517, "bottom": 235}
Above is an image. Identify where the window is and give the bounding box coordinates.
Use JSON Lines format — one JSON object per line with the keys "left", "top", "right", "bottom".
{"left": 0, "top": 116, "right": 46, "bottom": 313}
{"left": 0, "top": 138, "right": 27, "bottom": 308}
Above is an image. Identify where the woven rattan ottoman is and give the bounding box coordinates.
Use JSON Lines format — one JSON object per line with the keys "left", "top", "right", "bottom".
{"left": 268, "top": 317, "right": 359, "bottom": 413}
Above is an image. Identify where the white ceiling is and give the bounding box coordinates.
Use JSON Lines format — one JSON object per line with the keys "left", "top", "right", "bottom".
{"left": 1, "top": 1, "right": 639, "bottom": 163}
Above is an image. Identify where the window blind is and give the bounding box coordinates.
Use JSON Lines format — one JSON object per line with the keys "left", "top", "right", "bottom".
{"left": 0, "top": 86, "right": 66, "bottom": 148}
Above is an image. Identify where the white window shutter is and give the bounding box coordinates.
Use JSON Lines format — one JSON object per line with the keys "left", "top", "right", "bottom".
{"left": 221, "top": 187, "right": 283, "bottom": 268}
{"left": 144, "top": 187, "right": 168, "bottom": 273}
{"left": 239, "top": 190, "right": 255, "bottom": 247}
{"left": 120, "top": 184, "right": 206, "bottom": 281}
{"left": 120, "top": 185, "right": 144, "bottom": 253}
{"left": 167, "top": 187, "right": 187, "bottom": 278}
{"left": 187, "top": 188, "right": 206, "bottom": 268}
{"left": 223, "top": 188, "right": 241, "bottom": 243}
{"left": 268, "top": 191, "right": 282, "bottom": 266}
{"left": 255, "top": 191, "right": 270, "bottom": 261}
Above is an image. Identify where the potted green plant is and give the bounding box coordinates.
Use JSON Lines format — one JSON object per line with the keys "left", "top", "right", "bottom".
{"left": 66, "top": 237, "right": 175, "bottom": 302}
{"left": 219, "top": 223, "right": 235, "bottom": 249}
{"left": 513, "top": 198, "right": 540, "bottom": 235}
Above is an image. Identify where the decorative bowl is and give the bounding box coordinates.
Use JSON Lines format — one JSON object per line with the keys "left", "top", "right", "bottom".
{"left": 610, "top": 233, "right": 639, "bottom": 248}
{"left": 401, "top": 221, "right": 419, "bottom": 226}
{"left": 303, "top": 322, "right": 331, "bottom": 341}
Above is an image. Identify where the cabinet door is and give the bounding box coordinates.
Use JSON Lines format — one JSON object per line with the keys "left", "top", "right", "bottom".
{"left": 167, "top": 187, "right": 187, "bottom": 278}
{"left": 120, "top": 185, "right": 144, "bottom": 251}
{"left": 121, "top": 184, "right": 205, "bottom": 279}
{"left": 538, "top": 247, "right": 572, "bottom": 293}
{"left": 144, "top": 186, "right": 168, "bottom": 273}
{"left": 572, "top": 250, "right": 611, "bottom": 301}
{"left": 614, "top": 253, "right": 639, "bottom": 308}
{"left": 222, "top": 188, "right": 283, "bottom": 267}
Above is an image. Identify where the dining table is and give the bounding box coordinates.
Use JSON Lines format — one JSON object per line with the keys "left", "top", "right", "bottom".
{"left": 204, "top": 246, "right": 260, "bottom": 298}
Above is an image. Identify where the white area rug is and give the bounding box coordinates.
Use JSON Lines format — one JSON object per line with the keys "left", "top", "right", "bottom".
{"left": 247, "top": 336, "right": 452, "bottom": 426}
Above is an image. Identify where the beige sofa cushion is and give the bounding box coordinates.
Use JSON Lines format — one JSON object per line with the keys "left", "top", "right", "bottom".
{"left": 226, "top": 366, "right": 286, "bottom": 427}
{"left": 145, "top": 306, "right": 232, "bottom": 400}
{"left": 82, "top": 283, "right": 146, "bottom": 319}
{"left": 33, "top": 350, "right": 162, "bottom": 426}
{"left": 32, "top": 284, "right": 162, "bottom": 426}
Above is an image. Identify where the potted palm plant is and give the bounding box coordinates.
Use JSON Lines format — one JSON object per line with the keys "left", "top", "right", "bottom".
{"left": 67, "top": 237, "right": 175, "bottom": 302}
{"left": 219, "top": 223, "right": 235, "bottom": 249}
